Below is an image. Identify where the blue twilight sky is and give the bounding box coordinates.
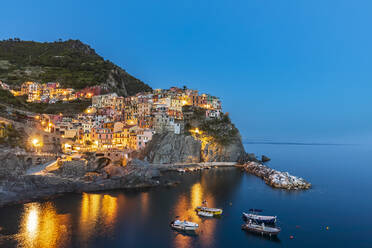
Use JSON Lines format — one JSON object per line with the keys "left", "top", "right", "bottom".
{"left": 1, "top": 0, "right": 372, "bottom": 144}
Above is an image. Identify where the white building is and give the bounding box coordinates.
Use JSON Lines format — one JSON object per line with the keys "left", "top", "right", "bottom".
{"left": 92, "top": 93, "right": 118, "bottom": 108}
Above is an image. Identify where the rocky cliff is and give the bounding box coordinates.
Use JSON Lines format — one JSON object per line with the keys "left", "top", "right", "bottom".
{"left": 200, "top": 134, "right": 245, "bottom": 162}
{"left": 141, "top": 112, "right": 246, "bottom": 164}
{"left": 141, "top": 133, "right": 202, "bottom": 163}
{"left": 141, "top": 131, "right": 246, "bottom": 164}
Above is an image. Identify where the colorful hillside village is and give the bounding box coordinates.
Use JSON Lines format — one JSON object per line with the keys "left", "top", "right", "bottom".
{"left": 9, "top": 81, "right": 102, "bottom": 103}
{"left": 5, "top": 82, "right": 223, "bottom": 154}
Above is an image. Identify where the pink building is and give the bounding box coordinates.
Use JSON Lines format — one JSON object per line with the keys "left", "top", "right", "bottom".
{"left": 137, "top": 129, "right": 155, "bottom": 150}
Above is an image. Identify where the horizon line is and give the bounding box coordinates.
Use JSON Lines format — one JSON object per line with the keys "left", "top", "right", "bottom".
{"left": 242, "top": 141, "right": 358, "bottom": 146}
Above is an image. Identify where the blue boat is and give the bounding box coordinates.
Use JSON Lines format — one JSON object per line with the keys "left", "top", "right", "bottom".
{"left": 242, "top": 212, "right": 277, "bottom": 225}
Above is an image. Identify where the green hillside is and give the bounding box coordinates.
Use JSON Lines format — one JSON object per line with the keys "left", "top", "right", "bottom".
{"left": 0, "top": 38, "right": 151, "bottom": 95}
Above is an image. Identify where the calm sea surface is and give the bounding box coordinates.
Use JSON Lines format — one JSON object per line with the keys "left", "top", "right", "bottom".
{"left": 1, "top": 143, "right": 372, "bottom": 248}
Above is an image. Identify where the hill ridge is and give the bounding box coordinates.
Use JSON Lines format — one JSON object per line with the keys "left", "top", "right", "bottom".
{"left": 0, "top": 38, "right": 152, "bottom": 96}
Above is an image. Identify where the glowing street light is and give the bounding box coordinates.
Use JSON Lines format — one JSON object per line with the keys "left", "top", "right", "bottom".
{"left": 32, "top": 138, "right": 40, "bottom": 146}
{"left": 31, "top": 137, "right": 43, "bottom": 153}
{"left": 190, "top": 128, "right": 201, "bottom": 134}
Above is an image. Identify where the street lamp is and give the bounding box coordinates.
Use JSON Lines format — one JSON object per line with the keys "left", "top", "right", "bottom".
{"left": 32, "top": 138, "right": 39, "bottom": 146}
{"left": 31, "top": 138, "right": 43, "bottom": 154}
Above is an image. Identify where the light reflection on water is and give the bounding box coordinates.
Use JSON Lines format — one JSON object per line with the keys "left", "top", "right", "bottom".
{"left": 14, "top": 180, "right": 219, "bottom": 248}
{"left": 173, "top": 175, "right": 218, "bottom": 248}
{"left": 4, "top": 168, "right": 238, "bottom": 248}
{"left": 2, "top": 145, "right": 372, "bottom": 247}
{"left": 18, "top": 202, "right": 71, "bottom": 248}
{"left": 16, "top": 193, "right": 121, "bottom": 248}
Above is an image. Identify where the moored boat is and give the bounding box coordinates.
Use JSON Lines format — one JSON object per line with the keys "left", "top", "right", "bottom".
{"left": 241, "top": 221, "right": 280, "bottom": 236}
{"left": 195, "top": 206, "right": 223, "bottom": 216}
{"left": 170, "top": 220, "right": 199, "bottom": 231}
{"left": 197, "top": 211, "right": 213, "bottom": 217}
{"left": 242, "top": 212, "right": 277, "bottom": 225}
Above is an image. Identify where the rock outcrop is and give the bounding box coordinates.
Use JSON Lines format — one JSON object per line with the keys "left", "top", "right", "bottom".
{"left": 261, "top": 155, "right": 271, "bottom": 163}
{"left": 0, "top": 157, "right": 165, "bottom": 207}
{"left": 0, "top": 149, "right": 27, "bottom": 178}
{"left": 141, "top": 131, "right": 246, "bottom": 164}
{"left": 141, "top": 133, "right": 201, "bottom": 164}
{"left": 200, "top": 135, "right": 245, "bottom": 162}
{"left": 242, "top": 161, "right": 311, "bottom": 190}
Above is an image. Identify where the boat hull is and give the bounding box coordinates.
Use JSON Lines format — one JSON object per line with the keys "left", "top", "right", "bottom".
{"left": 171, "top": 224, "right": 198, "bottom": 231}
{"left": 170, "top": 220, "right": 199, "bottom": 232}
{"left": 197, "top": 211, "right": 214, "bottom": 217}
{"left": 241, "top": 224, "right": 280, "bottom": 236}
{"left": 195, "top": 206, "right": 223, "bottom": 216}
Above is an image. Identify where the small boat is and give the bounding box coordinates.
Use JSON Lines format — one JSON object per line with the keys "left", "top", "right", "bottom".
{"left": 170, "top": 220, "right": 199, "bottom": 231}
{"left": 242, "top": 212, "right": 277, "bottom": 225}
{"left": 242, "top": 221, "right": 280, "bottom": 236}
{"left": 195, "top": 206, "right": 223, "bottom": 216}
{"left": 197, "top": 211, "right": 213, "bottom": 217}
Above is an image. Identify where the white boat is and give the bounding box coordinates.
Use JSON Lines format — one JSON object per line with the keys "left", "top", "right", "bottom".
{"left": 197, "top": 211, "right": 213, "bottom": 217}
{"left": 170, "top": 220, "right": 199, "bottom": 231}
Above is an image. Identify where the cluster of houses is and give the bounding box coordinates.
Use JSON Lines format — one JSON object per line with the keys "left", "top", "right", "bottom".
{"left": 32, "top": 86, "right": 222, "bottom": 153}
{"left": 9, "top": 81, "right": 102, "bottom": 103}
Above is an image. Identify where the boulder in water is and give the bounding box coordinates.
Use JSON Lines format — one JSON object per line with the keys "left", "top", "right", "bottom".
{"left": 261, "top": 155, "right": 271, "bottom": 162}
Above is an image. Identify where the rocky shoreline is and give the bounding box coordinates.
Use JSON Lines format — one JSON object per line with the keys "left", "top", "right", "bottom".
{"left": 241, "top": 161, "right": 311, "bottom": 190}
{"left": 0, "top": 156, "right": 167, "bottom": 207}
{"left": 0, "top": 169, "right": 162, "bottom": 208}
{"left": 0, "top": 149, "right": 311, "bottom": 207}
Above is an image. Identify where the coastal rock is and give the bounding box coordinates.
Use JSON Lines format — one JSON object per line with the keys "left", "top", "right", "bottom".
{"left": 83, "top": 172, "right": 102, "bottom": 181}
{"left": 141, "top": 131, "right": 246, "bottom": 163}
{"left": 261, "top": 155, "right": 271, "bottom": 162}
{"left": 0, "top": 158, "right": 164, "bottom": 207}
{"left": 141, "top": 133, "right": 201, "bottom": 164}
{"left": 201, "top": 135, "right": 245, "bottom": 162}
{"left": 0, "top": 151, "right": 27, "bottom": 177}
{"left": 104, "top": 165, "right": 127, "bottom": 178}
{"left": 243, "top": 161, "right": 311, "bottom": 190}
{"left": 237, "top": 153, "right": 259, "bottom": 163}
{"left": 0, "top": 174, "right": 78, "bottom": 206}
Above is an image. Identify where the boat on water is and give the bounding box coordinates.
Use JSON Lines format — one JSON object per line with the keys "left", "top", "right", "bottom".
{"left": 195, "top": 206, "right": 223, "bottom": 216}
{"left": 197, "top": 211, "right": 214, "bottom": 217}
{"left": 242, "top": 221, "right": 281, "bottom": 236}
{"left": 170, "top": 220, "right": 199, "bottom": 231}
{"left": 242, "top": 212, "right": 277, "bottom": 225}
